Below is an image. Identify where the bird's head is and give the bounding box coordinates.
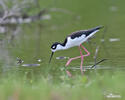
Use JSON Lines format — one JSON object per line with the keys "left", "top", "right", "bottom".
{"left": 49, "top": 42, "right": 62, "bottom": 63}
{"left": 51, "top": 42, "right": 61, "bottom": 52}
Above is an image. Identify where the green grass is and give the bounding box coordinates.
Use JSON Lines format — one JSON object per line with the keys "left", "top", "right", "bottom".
{"left": 0, "top": 70, "right": 125, "bottom": 100}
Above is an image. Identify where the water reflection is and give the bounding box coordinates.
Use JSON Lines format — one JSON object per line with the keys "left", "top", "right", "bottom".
{"left": 21, "top": 64, "right": 40, "bottom": 67}
{"left": 56, "top": 56, "right": 69, "bottom": 60}
{"left": 70, "top": 65, "right": 125, "bottom": 70}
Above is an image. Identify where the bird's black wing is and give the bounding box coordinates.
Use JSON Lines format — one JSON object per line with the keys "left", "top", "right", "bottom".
{"left": 69, "top": 26, "right": 103, "bottom": 39}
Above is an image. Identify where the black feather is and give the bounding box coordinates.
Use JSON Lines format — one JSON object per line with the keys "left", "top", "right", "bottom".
{"left": 70, "top": 26, "right": 103, "bottom": 39}
{"left": 62, "top": 38, "right": 67, "bottom": 46}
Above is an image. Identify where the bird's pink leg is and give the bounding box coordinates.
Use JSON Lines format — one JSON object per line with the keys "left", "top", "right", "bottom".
{"left": 79, "top": 46, "right": 84, "bottom": 75}
{"left": 79, "top": 44, "right": 90, "bottom": 74}
{"left": 65, "top": 45, "right": 90, "bottom": 66}
{"left": 65, "top": 56, "right": 81, "bottom": 66}
{"left": 80, "top": 44, "right": 90, "bottom": 57}
{"left": 65, "top": 55, "right": 81, "bottom": 77}
{"left": 65, "top": 44, "right": 90, "bottom": 76}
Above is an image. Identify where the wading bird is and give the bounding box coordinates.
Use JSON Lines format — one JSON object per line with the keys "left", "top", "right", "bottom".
{"left": 49, "top": 26, "right": 103, "bottom": 75}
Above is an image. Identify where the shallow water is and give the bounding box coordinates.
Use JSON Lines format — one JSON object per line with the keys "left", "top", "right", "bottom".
{"left": 0, "top": 0, "right": 125, "bottom": 80}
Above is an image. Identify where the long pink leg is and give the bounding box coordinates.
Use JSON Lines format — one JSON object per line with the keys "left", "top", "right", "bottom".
{"left": 79, "top": 44, "right": 90, "bottom": 74}
{"left": 65, "top": 56, "right": 81, "bottom": 66}
{"left": 65, "top": 55, "right": 81, "bottom": 77}
{"left": 65, "top": 44, "right": 90, "bottom": 76}
{"left": 65, "top": 45, "right": 90, "bottom": 66}
{"left": 79, "top": 46, "right": 84, "bottom": 74}
{"left": 80, "top": 44, "right": 90, "bottom": 57}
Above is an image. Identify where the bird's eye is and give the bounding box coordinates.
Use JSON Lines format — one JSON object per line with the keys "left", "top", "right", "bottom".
{"left": 52, "top": 45, "right": 56, "bottom": 49}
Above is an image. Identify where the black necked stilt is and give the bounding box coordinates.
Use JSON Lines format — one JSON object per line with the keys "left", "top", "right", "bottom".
{"left": 49, "top": 26, "right": 104, "bottom": 75}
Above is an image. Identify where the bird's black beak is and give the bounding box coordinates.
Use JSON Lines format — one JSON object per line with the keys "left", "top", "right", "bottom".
{"left": 49, "top": 52, "right": 54, "bottom": 63}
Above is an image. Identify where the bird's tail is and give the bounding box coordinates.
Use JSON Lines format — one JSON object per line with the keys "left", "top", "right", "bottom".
{"left": 94, "top": 25, "right": 104, "bottom": 30}
{"left": 86, "top": 25, "right": 104, "bottom": 37}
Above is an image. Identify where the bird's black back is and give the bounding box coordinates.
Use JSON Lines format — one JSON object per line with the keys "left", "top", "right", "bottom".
{"left": 69, "top": 26, "right": 103, "bottom": 39}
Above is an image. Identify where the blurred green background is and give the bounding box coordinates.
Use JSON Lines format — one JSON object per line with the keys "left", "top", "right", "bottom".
{"left": 0, "top": 0, "right": 125, "bottom": 100}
